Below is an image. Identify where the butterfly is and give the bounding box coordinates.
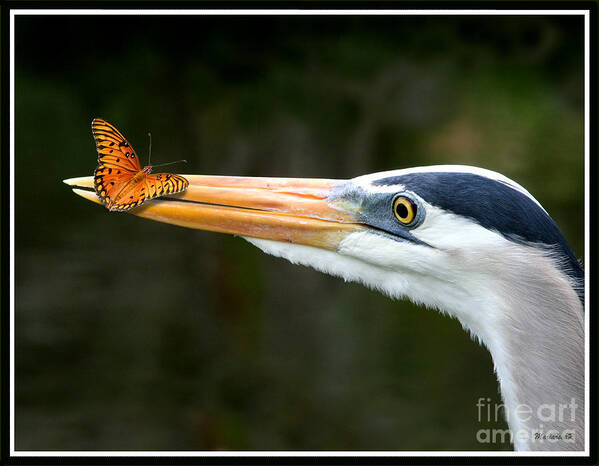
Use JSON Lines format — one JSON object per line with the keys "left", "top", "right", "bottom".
{"left": 92, "top": 118, "right": 189, "bottom": 212}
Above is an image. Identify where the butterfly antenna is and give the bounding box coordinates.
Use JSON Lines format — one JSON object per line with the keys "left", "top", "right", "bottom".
{"left": 152, "top": 159, "right": 188, "bottom": 168}
{"left": 147, "top": 132, "right": 152, "bottom": 166}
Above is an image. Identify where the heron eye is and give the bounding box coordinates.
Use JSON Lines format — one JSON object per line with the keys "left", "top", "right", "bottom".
{"left": 393, "top": 196, "right": 417, "bottom": 225}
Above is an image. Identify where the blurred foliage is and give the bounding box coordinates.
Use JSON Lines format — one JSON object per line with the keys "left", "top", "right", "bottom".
{"left": 15, "top": 14, "right": 583, "bottom": 451}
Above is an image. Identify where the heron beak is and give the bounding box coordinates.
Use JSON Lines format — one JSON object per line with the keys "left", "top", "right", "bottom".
{"left": 63, "top": 175, "right": 365, "bottom": 250}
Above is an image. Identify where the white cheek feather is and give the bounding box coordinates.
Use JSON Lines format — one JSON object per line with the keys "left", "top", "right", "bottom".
{"left": 414, "top": 202, "right": 510, "bottom": 250}
{"left": 336, "top": 230, "right": 504, "bottom": 342}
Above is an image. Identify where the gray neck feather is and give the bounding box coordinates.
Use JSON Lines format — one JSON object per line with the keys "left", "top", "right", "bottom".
{"left": 472, "top": 245, "right": 584, "bottom": 451}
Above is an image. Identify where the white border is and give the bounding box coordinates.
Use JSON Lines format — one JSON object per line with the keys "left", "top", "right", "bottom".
{"left": 7, "top": 9, "right": 594, "bottom": 15}
{"left": 9, "top": 8, "right": 591, "bottom": 458}
{"left": 584, "top": 9, "right": 591, "bottom": 458}
{"left": 9, "top": 7, "right": 17, "bottom": 459}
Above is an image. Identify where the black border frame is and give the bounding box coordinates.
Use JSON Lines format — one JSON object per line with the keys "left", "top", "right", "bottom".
{"left": 2, "top": 1, "right": 596, "bottom": 464}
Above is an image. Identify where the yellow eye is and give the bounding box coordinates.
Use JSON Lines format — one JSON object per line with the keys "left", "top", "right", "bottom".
{"left": 393, "top": 196, "right": 417, "bottom": 224}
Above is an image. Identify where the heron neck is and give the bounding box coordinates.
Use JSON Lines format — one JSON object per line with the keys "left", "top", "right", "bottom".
{"left": 469, "top": 252, "right": 585, "bottom": 451}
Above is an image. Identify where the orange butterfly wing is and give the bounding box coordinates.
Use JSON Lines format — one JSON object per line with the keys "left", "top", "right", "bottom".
{"left": 92, "top": 118, "right": 141, "bottom": 173}
{"left": 91, "top": 118, "right": 188, "bottom": 212}
{"left": 144, "top": 173, "right": 190, "bottom": 200}
{"left": 92, "top": 118, "right": 141, "bottom": 210}
{"left": 104, "top": 173, "right": 190, "bottom": 212}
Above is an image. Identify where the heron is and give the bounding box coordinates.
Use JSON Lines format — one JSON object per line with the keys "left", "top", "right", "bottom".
{"left": 64, "top": 164, "right": 585, "bottom": 451}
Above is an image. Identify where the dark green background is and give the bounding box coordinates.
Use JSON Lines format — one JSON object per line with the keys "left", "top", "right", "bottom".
{"left": 15, "top": 14, "right": 584, "bottom": 451}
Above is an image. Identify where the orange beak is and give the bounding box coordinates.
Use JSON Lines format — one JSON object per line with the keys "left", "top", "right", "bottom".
{"left": 63, "top": 174, "right": 366, "bottom": 250}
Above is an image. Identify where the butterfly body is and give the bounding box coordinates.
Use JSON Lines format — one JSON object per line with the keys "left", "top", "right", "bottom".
{"left": 92, "top": 119, "right": 189, "bottom": 212}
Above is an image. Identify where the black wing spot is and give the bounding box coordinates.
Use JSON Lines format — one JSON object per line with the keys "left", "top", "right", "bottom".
{"left": 110, "top": 181, "right": 115, "bottom": 185}
{"left": 130, "top": 195, "right": 134, "bottom": 199}
{"left": 108, "top": 168, "right": 112, "bottom": 174}
{"left": 166, "top": 174, "right": 171, "bottom": 179}
{"left": 116, "top": 158, "right": 120, "bottom": 163}
{"left": 157, "top": 175, "right": 162, "bottom": 180}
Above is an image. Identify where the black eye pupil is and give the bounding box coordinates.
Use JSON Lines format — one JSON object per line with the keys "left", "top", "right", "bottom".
{"left": 396, "top": 203, "right": 409, "bottom": 219}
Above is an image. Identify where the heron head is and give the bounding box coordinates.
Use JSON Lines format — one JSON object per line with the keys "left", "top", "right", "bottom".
{"left": 234, "top": 166, "right": 582, "bottom": 333}
{"left": 65, "top": 164, "right": 582, "bottom": 337}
